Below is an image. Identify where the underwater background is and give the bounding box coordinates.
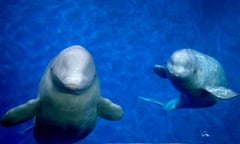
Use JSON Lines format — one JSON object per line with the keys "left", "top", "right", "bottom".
{"left": 0, "top": 0, "right": 240, "bottom": 143}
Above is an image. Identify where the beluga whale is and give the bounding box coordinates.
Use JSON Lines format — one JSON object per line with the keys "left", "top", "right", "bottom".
{"left": 1, "top": 45, "right": 123, "bottom": 144}
{"left": 139, "top": 48, "right": 238, "bottom": 111}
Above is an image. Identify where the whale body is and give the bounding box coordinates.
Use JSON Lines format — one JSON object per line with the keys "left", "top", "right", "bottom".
{"left": 140, "top": 49, "right": 238, "bottom": 111}
{"left": 1, "top": 45, "right": 123, "bottom": 143}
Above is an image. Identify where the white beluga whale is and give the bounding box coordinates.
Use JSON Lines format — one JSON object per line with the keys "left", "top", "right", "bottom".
{"left": 139, "top": 48, "right": 238, "bottom": 111}
{"left": 1, "top": 45, "right": 123, "bottom": 143}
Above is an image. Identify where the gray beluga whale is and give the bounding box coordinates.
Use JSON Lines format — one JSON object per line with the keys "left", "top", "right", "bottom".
{"left": 139, "top": 48, "right": 238, "bottom": 111}
{"left": 1, "top": 45, "right": 123, "bottom": 143}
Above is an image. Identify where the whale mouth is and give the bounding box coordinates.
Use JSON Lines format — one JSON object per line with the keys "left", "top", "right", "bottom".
{"left": 167, "top": 68, "right": 194, "bottom": 82}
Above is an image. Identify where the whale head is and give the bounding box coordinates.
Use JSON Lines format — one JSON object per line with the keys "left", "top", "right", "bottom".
{"left": 167, "top": 49, "right": 197, "bottom": 80}
{"left": 50, "top": 45, "right": 96, "bottom": 92}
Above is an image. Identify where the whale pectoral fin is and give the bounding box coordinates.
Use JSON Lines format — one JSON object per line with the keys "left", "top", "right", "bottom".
{"left": 203, "top": 86, "right": 239, "bottom": 100}
{"left": 154, "top": 65, "right": 168, "bottom": 79}
{"left": 1, "top": 99, "right": 40, "bottom": 127}
{"left": 97, "top": 98, "right": 123, "bottom": 121}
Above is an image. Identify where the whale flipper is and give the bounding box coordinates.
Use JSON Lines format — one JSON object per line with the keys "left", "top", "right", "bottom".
{"left": 97, "top": 98, "right": 123, "bottom": 121}
{"left": 153, "top": 65, "right": 168, "bottom": 79}
{"left": 203, "top": 86, "right": 239, "bottom": 100}
{"left": 1, "top": 99, "right": 40, "bottom": 127}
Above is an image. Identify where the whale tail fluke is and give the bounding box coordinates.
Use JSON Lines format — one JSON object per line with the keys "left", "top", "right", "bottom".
{"left": 20, "top": 125, "right": 33, "bottom": 135}
{"left": 139, "top": 96, "right": 164, "bottom": 107}
{"left": 139, "top": 96, "right": 179, "bottom": 111}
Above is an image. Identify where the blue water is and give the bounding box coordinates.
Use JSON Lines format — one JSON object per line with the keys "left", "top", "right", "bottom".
{"left": 0, "top": 0, "right": 240, "bottom": 143}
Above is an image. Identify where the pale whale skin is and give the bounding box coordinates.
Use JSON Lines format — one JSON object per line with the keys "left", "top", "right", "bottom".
{"left": 140, "top": 49, "right": 238, "bottom": 111}
{"left": 1, "top": 45, "right": 123, "bottom": 144}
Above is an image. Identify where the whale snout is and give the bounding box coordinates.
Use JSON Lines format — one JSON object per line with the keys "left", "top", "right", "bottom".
{"left": 167, "top": 61, "right": 193, "bottom": 79}
{"left": 62, "top": 75, "right": 94, "bottom": 90}
{"left": 168, "top": 64, "right": 186, "bottom": 77}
